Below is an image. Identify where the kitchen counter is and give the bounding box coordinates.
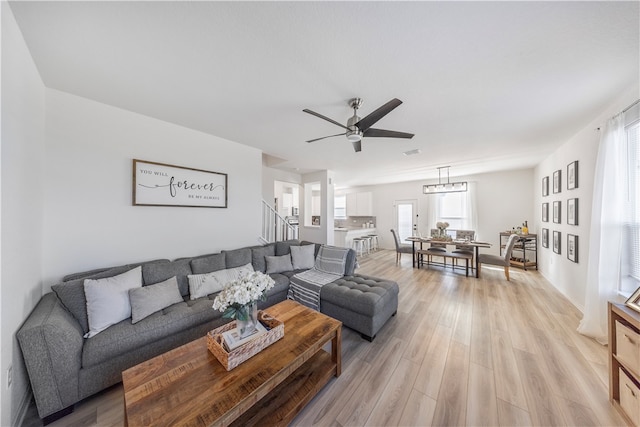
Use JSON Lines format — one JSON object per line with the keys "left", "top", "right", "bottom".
{"left": 334, "top": 227, "right": 377, "bottom": 248}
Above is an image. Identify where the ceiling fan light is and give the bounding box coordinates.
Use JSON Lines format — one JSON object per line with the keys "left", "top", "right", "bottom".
{"left": 346, "top": 128, "right": 363, "bottom": 142}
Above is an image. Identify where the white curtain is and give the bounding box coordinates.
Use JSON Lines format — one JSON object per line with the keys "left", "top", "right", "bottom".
{"left": 463, "top": 181, "right": 478, "bottom": 234}
{"left": 578, "top": 113, "right": 627, "bottom": 344}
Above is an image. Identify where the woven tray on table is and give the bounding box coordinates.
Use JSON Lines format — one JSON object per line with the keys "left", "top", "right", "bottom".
{"left": 207, "top": 311, "right": 284, "bottom": 371}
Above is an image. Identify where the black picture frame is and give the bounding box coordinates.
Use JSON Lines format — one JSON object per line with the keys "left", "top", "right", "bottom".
{"left": 542, "top": 176, "right": 549, "bottom": 197}
{"left": 542, "top": 228, "right": 549, "bottom": 248}
{"left": 567, "top": 198, "right": 578, "bottom": 225}
{"left": 567, "top": 234, "right": 578, "bottom": 263}
{"left": 553, "top": 201, "right": 561, "bottom": 224}
{"left": 542, "top": 203, "right": 549, "bottom": 222}
{"left": 553, "top": 230, "right": 561, "bottom": 254}
{"left": 553, "top": 170, "right": 562, "bottom": 194}
{"left": 567, "top": 161, "right": 578, "bottom": 190}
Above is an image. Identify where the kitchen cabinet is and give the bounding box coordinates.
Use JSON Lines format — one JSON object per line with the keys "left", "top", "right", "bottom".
{"left": 609, "top": 302, "right": 640, "bottom": 426}
{"left": 346, "top": 192, "right": 373, "bottom": 216}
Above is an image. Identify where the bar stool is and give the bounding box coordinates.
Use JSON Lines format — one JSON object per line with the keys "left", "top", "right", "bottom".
{"left": 352, "top": 238, "right": 365, "bottom": 257}
{"left": 360, "top": 236, "right": 372, "bottom": 255}
{"left": 367, "top": 234, "right": 379, "bottom": 251}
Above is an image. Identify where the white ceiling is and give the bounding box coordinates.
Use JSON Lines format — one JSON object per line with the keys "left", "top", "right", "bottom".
{"left": 9, "top": 1, "right": 639, "bottom": 188}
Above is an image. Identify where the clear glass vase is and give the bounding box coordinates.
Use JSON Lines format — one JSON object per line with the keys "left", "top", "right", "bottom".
{"left": 236, "top": 302, "right": 258, "bottom": 339}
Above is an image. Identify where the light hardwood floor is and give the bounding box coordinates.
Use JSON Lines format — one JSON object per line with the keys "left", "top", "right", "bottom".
{"left": 23, "top": 249, "right": 624, "bottom": 426}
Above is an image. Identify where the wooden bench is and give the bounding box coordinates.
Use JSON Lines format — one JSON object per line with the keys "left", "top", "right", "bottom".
{"left": 416, "top": 249, "right": 473, "bottom": 277}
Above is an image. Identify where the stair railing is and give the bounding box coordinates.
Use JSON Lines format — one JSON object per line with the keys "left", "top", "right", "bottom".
{"left": 261, "top": 200, "right": 298, "bottom": 243}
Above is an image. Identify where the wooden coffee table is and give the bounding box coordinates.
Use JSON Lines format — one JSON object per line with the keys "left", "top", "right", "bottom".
{"left": 122, "top": 300, "right": 342, "bottom": 426}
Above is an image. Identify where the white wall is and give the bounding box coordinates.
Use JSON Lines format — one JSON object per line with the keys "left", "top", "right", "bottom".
{"left": 42, "top": 89, "right": 263, "bottom": 286}
{"left": 534, "top": 84, "right": 640, "bottom": 311}
{"left": 344, "top": 168, "right": 534, "bottom": 253}
{"left": 1, "top": 58, "right": 262, "bottom": 424}
{"left": 299, "top": 170, "right": 334, "bottom": 245}
{"left": 1, "top": 3, "right": 46, "bottom": 425}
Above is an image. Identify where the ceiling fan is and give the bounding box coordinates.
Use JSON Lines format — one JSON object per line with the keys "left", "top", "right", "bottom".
{"left": 303, "top": 98, "right": 414, "bottom": 152}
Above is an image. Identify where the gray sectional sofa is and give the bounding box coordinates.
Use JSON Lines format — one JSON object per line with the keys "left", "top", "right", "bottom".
{"left": 17, "top": 240, "right": 399, "bottom": 421}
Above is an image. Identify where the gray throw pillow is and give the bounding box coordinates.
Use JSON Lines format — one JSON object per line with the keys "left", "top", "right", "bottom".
{"left": 129, "top": 276, "right": 183, "bottom": 324}
{"left": 290, "top": 244, "right": 316, "bottom": 270}
{"left": 265, "top": 254, "right": 294, "bottom": 274}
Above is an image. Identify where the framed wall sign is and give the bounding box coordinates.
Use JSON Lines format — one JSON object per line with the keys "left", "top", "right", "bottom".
{"left": 567, "top": 198, "right": 578, "bottom": 225}
{"left": 567, "top": 234, "right": 578, "bottom": 263}
{"left": 542, "top": 228, "right": 549, "bottom": 248}
{"left": 542, "top": 176, "right": 549, "bottom": 197}
{"left": 133, "top": 159, "right": 228, "bottom": 208}
{"left": 553, "top": 170, "right": 562, "bottom": 194}
{"left": 553, "top": 201, "right": 561, "bottom": 224}
{"left": 567, "top": 161, "right": 578, "bottom": 190}
{"left": 553, "top": 230, "right": 561, "bottom": 254}
{"left": 542, "top": 203, "right": 549, "bottom": 222}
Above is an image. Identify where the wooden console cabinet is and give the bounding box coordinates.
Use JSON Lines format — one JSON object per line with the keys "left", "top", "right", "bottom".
{"left": 609, "top": 301, "right": 640, "bottom": 426}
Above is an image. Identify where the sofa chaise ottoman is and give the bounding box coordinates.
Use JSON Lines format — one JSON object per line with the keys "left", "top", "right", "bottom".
{"left": 321, "top": 274, "right": 398, "bottom": 341}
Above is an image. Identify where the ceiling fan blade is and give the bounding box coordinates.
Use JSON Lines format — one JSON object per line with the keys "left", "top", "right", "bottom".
{"left": 354, "top": 98, "right": 403, "bottom": 131}
{"left": 303, "top": 109, "right": 350, "bottom": 131}
{"left": 351, "top": 139, "right": 362, "bottom": 152}
{"left": 306, "top": 132, "right": 346, "bottom": 143}
{"left": 363, "top": 128, "right": 414, "bottom": 139}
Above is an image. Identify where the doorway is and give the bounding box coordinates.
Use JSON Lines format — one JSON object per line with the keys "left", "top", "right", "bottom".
{"left": 395, "top": 199, "right": 418, "bottom": 242}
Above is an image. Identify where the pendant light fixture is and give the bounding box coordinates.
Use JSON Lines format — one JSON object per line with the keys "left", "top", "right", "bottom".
{"left": 423, "top": 166, "right": 468, "bottom": 194}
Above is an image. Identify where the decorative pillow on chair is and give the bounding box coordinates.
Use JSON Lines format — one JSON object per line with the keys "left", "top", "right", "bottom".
{"left": 265, "top": 254, "right": 294, "bottom": 274}
{"left": 290, "top": 244, "right": 316, "bottom": 270}
{"left": 188, "top": 263, "right": 254, "bottom": 300}
{"left": 129, "top": 276, "right": 183, "bottom": 324}
{"left": 84, "top": 266, "right": 142, "bottom": 338}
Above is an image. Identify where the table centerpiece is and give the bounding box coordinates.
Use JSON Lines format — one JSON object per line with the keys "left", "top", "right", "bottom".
{"left": 433, "top": 221, "right": 452, "bottom": 241}
{"left": 212, "top": 271, "right": 275, "bottom": 338}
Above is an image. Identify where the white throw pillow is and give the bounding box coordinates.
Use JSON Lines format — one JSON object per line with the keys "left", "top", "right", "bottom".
{"left": 290, "top": 244, "right": 316, "bottom": 270}
{"left": 188, "top": 263, "right": 254, "bottom": 300}
{"left": 84, "top": 266, "right": 142, "bottom": 338}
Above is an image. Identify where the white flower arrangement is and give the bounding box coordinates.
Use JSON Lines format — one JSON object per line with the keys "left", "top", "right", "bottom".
{"left": 436, "top": 221, "right": 450, "bottom": 230}
{"left": 212, "top": 271, "right": 275, "bottom": 320}
{"left": 434, "top": 221, "right": 452, "bottom": 241}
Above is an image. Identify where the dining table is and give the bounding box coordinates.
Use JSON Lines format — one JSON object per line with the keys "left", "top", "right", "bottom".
{"left": 405, "top": 236, "right": 492, "bottom": 278}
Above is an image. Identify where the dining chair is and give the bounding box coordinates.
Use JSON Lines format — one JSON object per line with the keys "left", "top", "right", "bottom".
{"left": 477, "top": 233, "right": 520, "bottom": 280}
{"left": 453, "top": 230, "right": 475, "bottom": 266}
{"left": 390, "top": 229, "right": 413, "bottom": 265}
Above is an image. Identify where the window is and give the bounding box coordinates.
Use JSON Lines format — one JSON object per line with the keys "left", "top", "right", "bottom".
{"left": 622, "top": 121, "right": 640, "bottom": 293}
{"left": 437, "top": 192, "right": 466, "bottom": 229}
{"left": 334, "top": 195, "right": 346, "bottom": 219}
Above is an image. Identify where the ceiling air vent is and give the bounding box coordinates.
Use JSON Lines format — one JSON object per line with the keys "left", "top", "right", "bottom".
{"left": 403, "top": 149, "right": 421, "bottom": 156}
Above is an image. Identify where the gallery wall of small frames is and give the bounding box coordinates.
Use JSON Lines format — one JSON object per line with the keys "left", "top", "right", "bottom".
{"left": 542, "top": 160, "right": 579, "bottom": 263}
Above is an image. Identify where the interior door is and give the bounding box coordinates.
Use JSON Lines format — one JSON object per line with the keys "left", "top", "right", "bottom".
{"left": 395, "top": 199, "right": 418, "bottom": 242}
